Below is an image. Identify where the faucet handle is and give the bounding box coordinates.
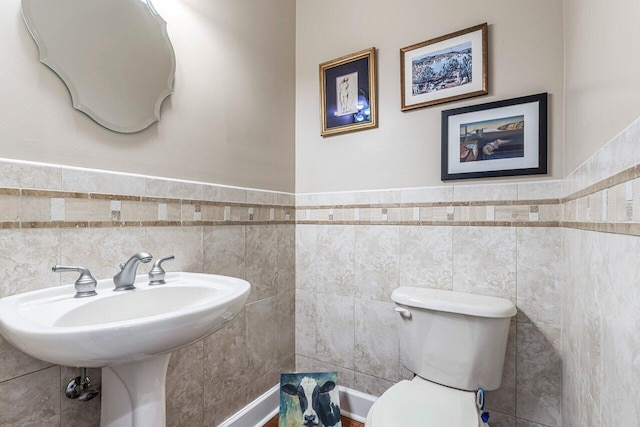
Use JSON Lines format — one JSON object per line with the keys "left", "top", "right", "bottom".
{"left": 148, "top": 255, "right": 175, "bottom": 286}
{"left": 52, "top": 265, "right": 98, "bottom": 298}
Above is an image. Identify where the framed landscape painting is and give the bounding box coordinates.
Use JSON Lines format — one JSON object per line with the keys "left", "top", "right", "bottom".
{"left": 441, "top": 93, "right": 548, "bottom": 181}
{"left": 401, "top": 23, "right": 488, "bottom": 111}
{"left": 319, "top": 47, "right": 377, "bottom": 137}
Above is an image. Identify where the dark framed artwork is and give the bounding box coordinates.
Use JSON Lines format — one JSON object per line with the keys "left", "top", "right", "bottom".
{"left": 319, "top": 47, "right": 377, "bottom": 137}
{"left": 441, "top": 93, "right": 548, "bottom": 181}
{"left": 401, "top": 23, "right": 488, "bottom": 111}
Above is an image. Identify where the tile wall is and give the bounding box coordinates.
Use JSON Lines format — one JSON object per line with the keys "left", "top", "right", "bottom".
{"left": 2, "top": 116, "right": 639, "bottom": 427}
{"left": 561, "top": 118, "right": 640, "bottom": 426}
{"left": 0, "top": 160, "right": 295, "bottom": 426}
{"left": 295, "top": 181, "right": 563, "bottom": 427}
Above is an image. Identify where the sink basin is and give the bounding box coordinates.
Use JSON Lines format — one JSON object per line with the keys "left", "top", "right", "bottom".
{"left": 0, "top": 271, "right": 250, "bottom": 426}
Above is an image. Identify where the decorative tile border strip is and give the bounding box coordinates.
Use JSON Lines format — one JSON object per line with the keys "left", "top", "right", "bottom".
{"left": 296, "top": 220, "right": 560, "bottom": 227}
{"left": 562, "top": 163, "right": 640, "bottom": 203}
{"left": 563, "top": 221, "right": 640, "bottom": 236}
{"left": 0, "top": 187, "right": 295, "bottom": 230}
{"left": 295, "top": 199, "right": 561, "bottom": 227}
{"left": 295, "top": 198, "right": 560, "bottom": 210}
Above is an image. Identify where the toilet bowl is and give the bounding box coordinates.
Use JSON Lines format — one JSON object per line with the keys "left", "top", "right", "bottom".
{"left": 365, "top": 377, "right": 483, "bottom": 426}
{"left": 365, "top": 287, "right": 516, "bottom": 427}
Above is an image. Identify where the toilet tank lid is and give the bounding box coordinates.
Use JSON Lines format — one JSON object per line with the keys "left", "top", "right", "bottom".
{"left": 392, "top": 287, "right": 516, "bottom": 318}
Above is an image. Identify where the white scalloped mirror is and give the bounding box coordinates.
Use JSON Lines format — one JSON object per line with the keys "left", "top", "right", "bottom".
{"left": 22, "top": 0, "right": 176, "bottom": 133}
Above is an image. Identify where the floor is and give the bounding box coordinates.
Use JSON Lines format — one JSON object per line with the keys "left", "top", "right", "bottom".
{"left": 264, "top": 415, "right": 364, "bottom": 427}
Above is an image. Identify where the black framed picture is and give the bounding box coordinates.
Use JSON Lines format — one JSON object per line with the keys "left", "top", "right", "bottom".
{"left": 441, "top": 93, "right": 548, "bottom": 180}
{"left": 319, "top": 47, "right": 377, "bottom": 137}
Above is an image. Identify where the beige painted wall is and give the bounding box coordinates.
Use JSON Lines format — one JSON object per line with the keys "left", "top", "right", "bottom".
{"left": 564, "top": 0, "right": 640, "bottom": 175}
{"left": 295, "top": 0, "right": 564, "bottom": 193}
{"left": 0, "top": 0, "right": 295, "bottom": 192}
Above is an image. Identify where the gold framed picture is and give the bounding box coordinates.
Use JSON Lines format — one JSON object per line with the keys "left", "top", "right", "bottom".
{"left": 401, "top": 23, "right": 488, "bottom": 111}
{"left": 319, "top": 47, "right": 377, "bottom": 137}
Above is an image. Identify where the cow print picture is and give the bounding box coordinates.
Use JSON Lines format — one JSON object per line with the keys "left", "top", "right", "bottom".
{"left": 280, "top": 371, "right": 342, "bottom": 427}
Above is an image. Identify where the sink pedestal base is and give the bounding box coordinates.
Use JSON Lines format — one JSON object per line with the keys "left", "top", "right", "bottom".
{"left": 100, "top": 354, "right": 172, "bottom": 427}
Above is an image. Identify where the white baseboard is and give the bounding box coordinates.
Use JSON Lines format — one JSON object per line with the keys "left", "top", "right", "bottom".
{"left": 219, "top": 384, "right": 376, "bottom": 427}
{"left": 336, "top": 386, "right": 376, "bottom": 423}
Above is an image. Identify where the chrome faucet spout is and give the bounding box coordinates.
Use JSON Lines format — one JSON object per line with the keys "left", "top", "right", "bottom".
{"left": 113, "top": 252, "right": 153, "bottom": 291}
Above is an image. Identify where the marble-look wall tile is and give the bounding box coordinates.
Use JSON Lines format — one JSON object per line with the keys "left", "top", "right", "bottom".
{"left": 246, "top": 189, "right": 278, "bottom": 205}
{"left": 353, "top": 372, "right": 394, "bottom": 398}
{"left": 166, "top": 341, "right": 204, "bottom": 427}
{"left": 354, "top": 189, "right": 401, "bottom": 205}
{"left": 0, "top": 160, "right": 61, "bottom": 190}
{"left": 295, "top": 225, "right": 316, "bottom": 291}
{"left": 0, "top": 228, "right": 60, "bottom": 298}
{"left": 354, "top": 298, "right": 398, "bottom": 381}
{"left": 295, "top": 355, "right": 356, "bottom": 390}
{"left": 516, "top": 227, "right": 561, "bottom": 326}
{"left": 295, "top": 355, "right": 355, "bottom": 389}
{"left": 295, "top": 193, "right": 317, "bottom": 207}
{"left": 400, "top": 186, "right": 454, "bottom": 204}
{"left": 515, "top": 418, "right": 549, "bottom": 427}
{"left": 316, "top": 225, "right": 355, "bottom": 296}
{"left": 399, "top": 226, "right": 453, "bottom": 290}
{"left": 599, "top": 232, "right": 640, "bottom": 425}
{"left": 486, "top": 410, "right": 516, "bottom": 427}
{"left": 295, "top": 289, "right": 316, "bottom": 358}
{"left": 62, "top": 168, "right": 145, "bottom": 196}
{"left": 516, "top": 323, "right": 561, "bottom": 426}
{"left": 454, "top": 183, "right": 518, "bottom": 202}
{"left": 562, "top": 229, "right": 581, "bottom": 356}
{"left": 562, "top": 346, "right": 581, "bottom": 427}
{"left": 315, "top": 191, "right": 356, "bottom": 206}
{"left": 145, "top": 226, "right": 204, "bottom": 273}
{"left": 19, "top": 196, "right": 52, "bottom": 222}
{"left": 60, "top": 366, "right": 101, "bottom": 427}
{"left": 276, "top": 192, "right": 295, "bottom": 206}
{"left": 355, "top": 226, "right": 399, "bottom": 301}
{"left": 452, "top": 227, "right": 516, "bottom": 300}
{"left": 146, "top": 178, "right": 205, "bottom": 200}
{"left": 276, "top": 291, "right": 295, "bottom": 371}
{"left": 60, "top": 227, "right": 146, "bottom": 281}
{"left": 203, "top": 185, "right": 246, "bottom": 203}
{"left": 203, "top": 226, "right": 245, "bottom": 279}
{"left": 315, "top": 293, "right": 354, "bottom": 369}
{"left": 0, "top": 366, "right": 60, "bottom": 426}
{"left": 487, "top": 321, "right": 516, "bottom": 416}
{"left": 203, "top": 308, "right": 246, "bottom": 405}
{"left": 0, "top": 335, "right": 52, "bottom": 383}
{"left": 277, "top": 225, "right": 295, "bottom": 294}
{"left": 245, "top": 225, "right": 277, "bottom": 302}
{"left": 517, "top": 181, "right": 561, "bottom": 200}
{"left": 180, "top": 411, "right": 204, "bottom": 427}
{"left": 578, "top": 378, "right": 601, "bottom": 427}
{"left": 203, "top": 381, "right": 248, "bottom": 426}
{"left": 0, "top": 194, "right": 19, "bottom": 221}
{"left": 577, "top": 231, "right": 603, "bottom": 412}
{"left": 246, "top": 297, "right": 278, "bottom": 380}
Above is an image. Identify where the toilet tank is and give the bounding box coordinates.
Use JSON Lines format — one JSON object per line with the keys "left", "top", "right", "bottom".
{"left": 392, "top": 287, "right": 516, "bottom": 391}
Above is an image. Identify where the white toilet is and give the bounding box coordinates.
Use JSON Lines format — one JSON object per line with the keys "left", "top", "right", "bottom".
{"left": 365, "top": 286, "right": 516, "bottom": 427}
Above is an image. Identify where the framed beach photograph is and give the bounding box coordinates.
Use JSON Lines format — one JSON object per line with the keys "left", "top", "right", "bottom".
{"left": 401, "top": 23, "right": 488, "bottom": 111}
{"left": 319, "top": 47, "right": 377, "bottom": 137}
{"left": 441, "top": 93, "right": 548, "bottom": 181}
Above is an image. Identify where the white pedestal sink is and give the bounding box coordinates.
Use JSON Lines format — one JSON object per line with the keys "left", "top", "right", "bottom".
{"left": 0, "top": 272, "right": 250, "bottom": 427}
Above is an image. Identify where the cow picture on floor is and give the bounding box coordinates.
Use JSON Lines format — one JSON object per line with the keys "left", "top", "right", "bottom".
{"left": 280, "top": 372, "right": 342, "bottom": 427}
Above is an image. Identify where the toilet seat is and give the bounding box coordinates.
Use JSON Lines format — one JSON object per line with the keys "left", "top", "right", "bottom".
{"left": 365, "top": 377, "right": 482, "bottom": 427}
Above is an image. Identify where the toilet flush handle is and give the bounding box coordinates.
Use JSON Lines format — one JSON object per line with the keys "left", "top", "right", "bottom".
{"left": 395, "top": 307, "right": 412, "bottom": 318}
